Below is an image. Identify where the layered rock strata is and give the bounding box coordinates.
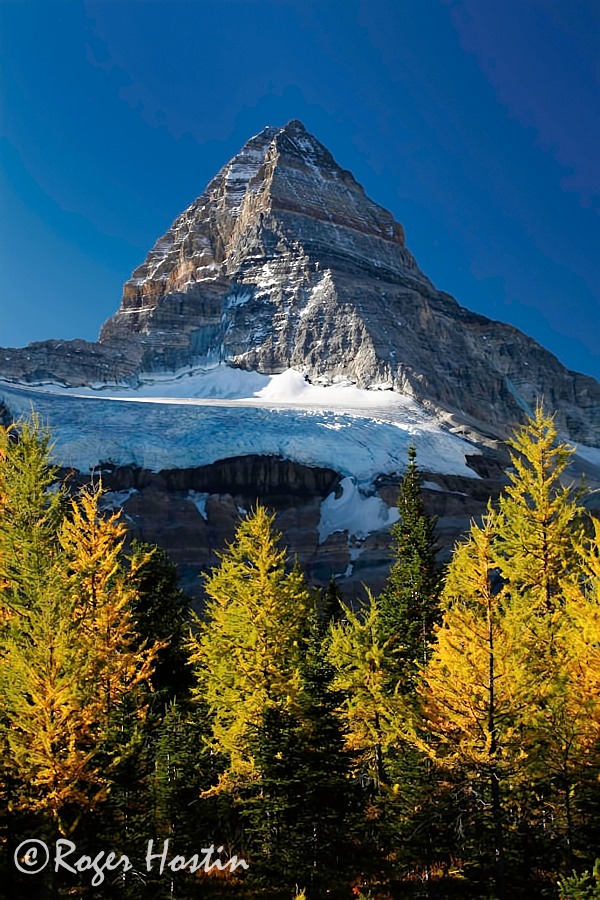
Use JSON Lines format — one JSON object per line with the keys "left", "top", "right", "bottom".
{"left": 1, "top": 120, "right": 598, "bottom": 444}
{"left": 82, "top": 455, "right": 510, "bottom": 601}
{"left": 98, "top": 120, "right": 600, "bottom": 444}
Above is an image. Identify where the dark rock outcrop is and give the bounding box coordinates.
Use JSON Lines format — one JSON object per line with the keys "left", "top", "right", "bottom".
{"left": 83, "top": 455, "right": 509, "bottom": 601}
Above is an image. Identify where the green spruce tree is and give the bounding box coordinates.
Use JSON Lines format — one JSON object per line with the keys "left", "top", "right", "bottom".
{"left": 245, "top": 603, "right": 358, "bottom": 897}
{"left": 128, "top": 542, "right": 194, "bottom": 709}
{"left": 320, "top": 574, "right": 345, "bottom": 626}
{"left": 379, "top": 445, "right": 441, "bottom": 686}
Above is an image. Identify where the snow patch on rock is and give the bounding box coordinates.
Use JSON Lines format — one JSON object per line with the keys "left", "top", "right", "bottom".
{"left": 188, "top": 490, "right": 210, "bottom": 520}
{"left": 99, "top": 488, "right": 138, "bottom": 511}
{"left": 318, "top": 477, "right": 399, "bottom": 543}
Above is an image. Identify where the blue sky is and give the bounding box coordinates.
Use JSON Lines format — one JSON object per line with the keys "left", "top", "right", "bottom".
{"left": 1, "top": 0, "right": 599, "bottom": 379}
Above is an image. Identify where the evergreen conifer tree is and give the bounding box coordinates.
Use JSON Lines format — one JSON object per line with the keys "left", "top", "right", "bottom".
{"left": 246, "top": 604, "right": 358, "bottom": 896}
{"left": 128, "top": 542, "right": 194, "bottom": 709}
{"left": 379, "top": 446, "right": 440, "bottom": 685}
{"left": 320, "top": 574, "right": 344, "bottom": 625}
{"left": 150, "top": 700, "right": 227, "bottom": 897}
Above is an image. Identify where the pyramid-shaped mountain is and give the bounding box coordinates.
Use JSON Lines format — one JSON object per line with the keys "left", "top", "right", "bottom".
{"left": 2, "top": 121, "right": 599, "bottom": 594}
{"left": 2, "top": 120, "right": 598, "bottom": 444}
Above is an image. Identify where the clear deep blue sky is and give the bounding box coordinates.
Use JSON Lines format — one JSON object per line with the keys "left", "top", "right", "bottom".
{"left": 1, "top": 0, "right": 599, "bottom": 379}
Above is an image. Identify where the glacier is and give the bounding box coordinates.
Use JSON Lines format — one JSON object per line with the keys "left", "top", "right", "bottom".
{"left": 0, "top": 366, "right": 481, "bottom": 484}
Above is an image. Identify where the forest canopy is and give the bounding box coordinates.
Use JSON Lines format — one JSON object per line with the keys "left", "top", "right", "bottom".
{"left": 0, "top": 409, "right": 599, "bottom": 899}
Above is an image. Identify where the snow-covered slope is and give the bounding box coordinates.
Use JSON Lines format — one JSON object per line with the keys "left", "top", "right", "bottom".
{"left": 0, "top": 367, "right": 481, "bottom": 483}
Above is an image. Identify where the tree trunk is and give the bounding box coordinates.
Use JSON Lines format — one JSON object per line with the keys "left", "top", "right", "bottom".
{"left": 490, "top": 766, "right": 507, "bottom": 900}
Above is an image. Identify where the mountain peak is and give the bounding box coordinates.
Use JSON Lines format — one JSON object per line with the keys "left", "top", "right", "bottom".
{"left": 93, "top": 123, "right": 599, "bottom": 445}
{"left": 1, "top": 124, "right": 597, "bottom": 446}
{"left": 99, "top": 119, "right": 416, "bottom": 352}
{"left": 237, "top": 118, "right": 347, "bottom": 187}
{"left": 283, "top": 118, "right": 308, "bottom": 132}
{"left": 251, "top": 118, "right": 309, "bottom": 139}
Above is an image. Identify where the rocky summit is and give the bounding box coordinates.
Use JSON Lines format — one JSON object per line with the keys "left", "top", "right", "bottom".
{"left": 1, "top": 121, "right": 599, "bottom": 596}
{"left": 3, "top": 119, "right": 599, "bottom": 443}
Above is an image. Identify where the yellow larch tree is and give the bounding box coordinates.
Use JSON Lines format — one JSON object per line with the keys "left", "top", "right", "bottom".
{"left": 418, "top": 408, "right": 599, "bottom": 883}
{"left": 58, "top": 484, "right": 159, "bottom": 728}
{"left": 327, "top": 591, "right": 409, "bottom": 789}
{"left": 417, "top": 514, "right": 527, "bottom": 897}
{"left": 188, "top": 505, "right": 311, "bottom": 789}
{"left": 493, "top": 405, "right": 584, "bottom": 613}
{"left": 0, "top": 420, "right": 159, "bottom": 836}
{"left": 491, "top": 407, "right": 597, "bottom": 866}
{"left": 515, "top": 514, "right": 600, "bottom": 866}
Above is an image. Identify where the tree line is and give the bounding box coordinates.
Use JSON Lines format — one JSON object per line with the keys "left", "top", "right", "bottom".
{"left": 0, "top": 409, "right": 599, "bottom": 899}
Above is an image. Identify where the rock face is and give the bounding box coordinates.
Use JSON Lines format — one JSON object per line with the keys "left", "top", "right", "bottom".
{"left": 2, "top": 120, "right": 597, "bottom": 443}
{"left": 98, "top": 120, "right": 427, "bottom": 391}
{"left": 0, "top": 339, "right": 141, "bottom": 386}
{"left": 86, "top": 455, "right": 510, "bottom": 600}
{"left": 97, "top": 119, "right": 598, "bottom": 444}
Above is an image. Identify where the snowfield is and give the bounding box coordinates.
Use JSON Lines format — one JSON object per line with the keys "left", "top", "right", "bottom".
{"left": 0, "top": 367, "right": 481, "bottom": 483}
{"left": 3, "top": 364, "right": 597, "bottom": 545}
